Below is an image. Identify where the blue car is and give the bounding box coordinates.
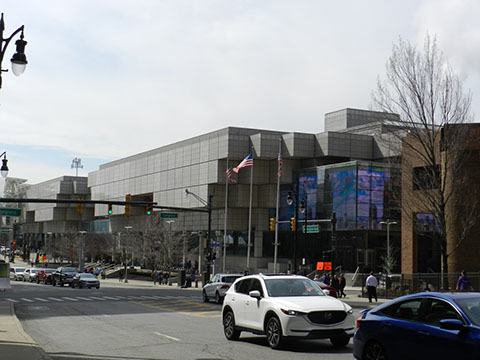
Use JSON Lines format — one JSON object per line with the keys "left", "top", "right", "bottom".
{"left": 353, "top": 292, "right": 480, "bottom": 360}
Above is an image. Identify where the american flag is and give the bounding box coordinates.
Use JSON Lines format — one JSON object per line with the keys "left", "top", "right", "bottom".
{"left": 226, "top": 166, "right": 237, "bottom": 184}
{"left": 277, "top": 152, "right": 283, "bottom": 178}
{"left": 233, "top": 153, "right": 253, "bottom": 173}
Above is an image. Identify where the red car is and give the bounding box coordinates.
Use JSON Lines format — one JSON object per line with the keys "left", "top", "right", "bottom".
{"left": 314, "top": 280, "right": 338, "bottom": 298}
{"left": 37, "top": 269, "right": 54, "bottom": 284}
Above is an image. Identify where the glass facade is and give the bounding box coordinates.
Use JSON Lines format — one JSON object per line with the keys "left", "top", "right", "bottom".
{"left": 276, "top": 161, "right": 397, "bottom": 231}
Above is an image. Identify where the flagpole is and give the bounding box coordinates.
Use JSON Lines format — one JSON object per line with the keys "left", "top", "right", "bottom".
{"left": 274, "top": 139, "right": 281, "bottom": 273}
{"left": 223, "top": 158, "right": 229, "bottom": 273}
{"left": 246, "top": 147, "right": 254, "bottom": 271}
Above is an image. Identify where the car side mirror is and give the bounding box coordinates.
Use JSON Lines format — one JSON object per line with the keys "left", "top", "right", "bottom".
{"left": 440, "top": 319, "right": 466, "bottom": 331}
{"left": 249, "top": 290, "right": 262, "bottom": 298}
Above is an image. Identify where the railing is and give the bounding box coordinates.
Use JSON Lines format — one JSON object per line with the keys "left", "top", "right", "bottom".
{"left": 360, "top": 272, "right": 480, "bottom": 299}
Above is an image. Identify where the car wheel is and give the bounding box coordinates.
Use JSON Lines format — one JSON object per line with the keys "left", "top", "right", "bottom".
{"left": 96, "top": 285, "right": 100, "bottom": 289}
{"left": 266, "top": 316, "right": 283, "bottom": 349}
{"left": 202, "top": 290, "right": 209, "bottom": 303}
{"left": 215, "top": 292, "right": 222, "bottom": 304}
{"left": 71, "top": 283, "right": 75, "bottom": 288}
{"left": 330, "top": 336, "right": 350, "bottom": 348}
{"left": 363, "top": 341, "right": 387, "bottom": 360}
{"left": 223, "top": 310, "right": 241, "bottom": 340}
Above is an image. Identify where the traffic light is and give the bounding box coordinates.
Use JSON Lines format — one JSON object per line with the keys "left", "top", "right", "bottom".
{"left": 290, "top": 217, "right": 296, "bottom": 231}
{"left": 146, "top": 204, "right": 152, "bottom": 215}
{"left": 125, "top": 194, "right": 131, "bottom": 216}
{"left": 269, "top": 218, "right": 275, "bottom": 231}
{"left": 76, "top": 203, "right": 84, "bottom": 215}
{"left": 108, "top": 204, "right": 113, "bottom": 215}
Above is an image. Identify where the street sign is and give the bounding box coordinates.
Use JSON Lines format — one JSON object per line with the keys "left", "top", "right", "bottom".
{"left": 211, "top": 243, "right": 222, "bottom": 247}
{"left": 0, "top": 208, "right": 21, "bottom": 217}
{"left": 299, "top": 264, "right": 312, "bottom": 271}
{"left": 1, "top": 229, "right": 11, "bottom": 233}
{"left": 302, "top": 225, "right": 319, "bottom": 233}
{"left": 160, "top": 213, "right": 178, "bottom": 218}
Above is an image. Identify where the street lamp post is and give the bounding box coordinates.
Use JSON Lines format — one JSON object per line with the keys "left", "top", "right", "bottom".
{"left": 185, "top": 189, "right": 213, "bottom": 281}
{"left": 0, "top": 13, "right": 28, "bottom": 89}
{"left": 124, "top": 226, "right": 132, "bottom": 283}
{"left": 166, "top": 220, "right": 175, "bottom": 285}
{"left": 286, "top": 189, "right": 299, "bottom": 274}
{"left": 78, "top": 231, "right": 87, "bottom": 272}
{"left": 380, "top": 219, "right": 397, "bottom": 274}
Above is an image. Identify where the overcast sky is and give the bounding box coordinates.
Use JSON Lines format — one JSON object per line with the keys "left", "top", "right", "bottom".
{"left": 1, "top": 0, "right": 479, "bottom": 185}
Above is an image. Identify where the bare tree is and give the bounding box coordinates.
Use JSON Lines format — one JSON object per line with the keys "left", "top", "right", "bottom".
{"left": 373, "top": 34, "right": 475, "bottom": 288}
{"left": 55, "top": 230, "right": 83, "bottom": 266}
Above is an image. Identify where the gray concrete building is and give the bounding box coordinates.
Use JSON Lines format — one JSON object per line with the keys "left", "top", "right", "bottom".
{"left": 17, "top": 108, "right": 402, "bottom": 274}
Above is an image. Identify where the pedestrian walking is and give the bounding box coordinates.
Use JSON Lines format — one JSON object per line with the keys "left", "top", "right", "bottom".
{"left": 94, "top": 267, "right": 100, "bottom": 278}
{"left": 322, "top": 272, "right": 330, "bottom": 285}
{"left": 339, "top": 273, "right": 347, "bottom": 298}
{"left": 456, "top": 270, "right": 474, "bottom": 291}
{"left": 163, "top": 271, "right": 169, "bottom": 285}
{"left": 332, "top": 275, "right": 340, "bottom": 293}
{"left": 154, "top": 271, "right": 163, "bottom": 285}
{"left": 100, "top": 269, "right": 106, "bottom": 280}
{"left": 119, "top": 269, "right": 124, "bottom": 282}
{"left": 366, "top": 272, "right": 378, "bottom": 302}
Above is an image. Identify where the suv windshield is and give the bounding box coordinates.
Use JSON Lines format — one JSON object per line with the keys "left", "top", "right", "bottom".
{"left": 265, "top": 278, "right": 326, "bottom": 297}
{"left": 63, "top": 268, "right": 77, "bottom": 273}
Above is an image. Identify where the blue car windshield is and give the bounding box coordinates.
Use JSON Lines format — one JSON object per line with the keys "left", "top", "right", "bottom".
{"left": 455, "top": 297, "right": 480, "bottom": 326}
{"left": 265, "top": 278, "right": 325, "bottom": 297}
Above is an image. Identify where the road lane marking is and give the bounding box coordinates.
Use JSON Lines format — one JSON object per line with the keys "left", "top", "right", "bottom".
{"left": 21, "top": 298, "right": 34, "bottom": 302}
{"left": 47, "top": 297, "right": 64, "bottom": 302}
{"left": 89, "top": 296, "right": 106, "bottom": 301}
{"left": 62, "top": 297, "right": 79, "bottom": 301}
{"left": 102, "top": 296, "right": 121, "bottom": 300}
{"left": 74, "top": 297, "right": 92, "bottom": 301}
{"left": 154, "top": 332, "right": 180, "bottom": 341}
{"left": 6, "top": 298, "right": 18, "bottom": 303}
{"left": 34, "top": 298, "right": 49, "bottom": 302}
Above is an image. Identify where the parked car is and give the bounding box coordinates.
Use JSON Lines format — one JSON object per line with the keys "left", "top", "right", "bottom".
{"left": 24, "top": 268, "right": 42, "bottom": 282}
{"left": 222, "top": 274, "right": 355, "bottom": 349}
{"left": 51, "top": 267, "right": 78, "bottom": 286}
{"left": 313, "top": 280, "right": 338, "bottom": 298}
{"left": 203, "top": 273, "right": 243, "bottom": 304}
{"left": 354, "top": 292, "right": 480, "bottom": 360}
{"left": 37, "top": 269, "right": 54, "bottom": 284}
{"left": 71, "top": 273, "right": 100, "bottom": 289}
{"left": 9, "top": 267, "right": 27, "bottom": 281}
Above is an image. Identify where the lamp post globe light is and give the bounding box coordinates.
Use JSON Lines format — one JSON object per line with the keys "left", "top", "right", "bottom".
{"left": 0, "top": 151, "right": 9, "bottom": 177}
{"left": 0, "top": 13, "right": 28, "bottom": 89}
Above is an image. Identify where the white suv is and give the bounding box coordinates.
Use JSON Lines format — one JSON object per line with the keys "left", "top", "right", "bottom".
{"left": 222, "top": 274, "right": 355, "bottom": 349}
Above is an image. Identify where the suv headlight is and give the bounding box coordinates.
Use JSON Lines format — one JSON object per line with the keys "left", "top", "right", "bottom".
{"left": 281, "top": 309, "right": 307, "bottom": 316}
{"left": 347, "top": 308, "right": 354, "bottom": 314}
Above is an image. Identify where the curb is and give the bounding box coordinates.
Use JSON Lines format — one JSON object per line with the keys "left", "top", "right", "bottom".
{"left": 8, "top": 303, "right": 53, "bottom": 360}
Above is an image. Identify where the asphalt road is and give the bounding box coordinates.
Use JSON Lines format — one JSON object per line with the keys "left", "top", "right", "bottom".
{"left": 3, "top": 281, "right": 359, "bottom": 360}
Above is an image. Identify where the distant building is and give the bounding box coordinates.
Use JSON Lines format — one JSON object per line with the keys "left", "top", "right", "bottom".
{"left": 20, "top": 108, "right": 403, "bottom": 273}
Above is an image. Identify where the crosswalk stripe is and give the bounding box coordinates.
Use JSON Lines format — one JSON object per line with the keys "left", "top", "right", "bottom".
{"left": 88, "top": 296, "right": 106, "bottom": 301}
{"left": 114, "top": 296, "right": 127, "bottom": 299}
{"left": 48, "top": 297, "right": 64, "bottom": 302}
{"left": 34, "top": 298, "right": 49, "bottom": 302}
{"left": 127, "top": 296, "right": 145, "bottom": 300}
{"left": 62, "top": 297, "right": 78, "bottom": 301}
{"left": 6, "top": 298, "right": 18, "bottom": 303}
{"left": 21, "top": 298, "right": 35, "bottom": 302}
{"left": 74, "top": 297, "right": 92, "bottom": 301}
{"left": 102, "top": 296, "right": 120, "bottom": 300}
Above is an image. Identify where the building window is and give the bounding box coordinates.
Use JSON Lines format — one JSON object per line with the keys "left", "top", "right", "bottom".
{"left": 413, "top": 166, "right": 440, "bottom": 190}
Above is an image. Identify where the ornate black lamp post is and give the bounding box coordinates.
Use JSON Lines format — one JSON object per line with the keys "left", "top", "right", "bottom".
{"left": 0, "top": 13, "right": 28, "bottom": 89}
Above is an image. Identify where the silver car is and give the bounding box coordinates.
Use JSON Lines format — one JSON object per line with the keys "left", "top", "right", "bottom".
{"left": 203, "top": 273, "right": 243, "bottom": 304}
{"left": 24, "top": 268, "right": 42, "bottom": 282}
{"left": 10, "top": 267, "right": 27, "bottom": 281}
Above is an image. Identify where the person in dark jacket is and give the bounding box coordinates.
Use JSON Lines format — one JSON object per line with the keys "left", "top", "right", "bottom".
{"left": 339, "top": 273, "right": 347, "bottom": 298}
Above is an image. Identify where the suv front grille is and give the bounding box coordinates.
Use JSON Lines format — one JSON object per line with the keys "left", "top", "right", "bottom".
{"left": 307, "top": 311, "right": 347, "bottom": 325}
